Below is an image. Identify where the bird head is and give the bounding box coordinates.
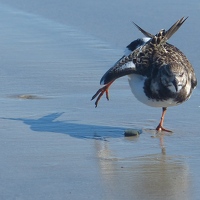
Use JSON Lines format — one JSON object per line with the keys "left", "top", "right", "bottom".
{"left": 160, "top": 62, "right": 187, "bottom": 93}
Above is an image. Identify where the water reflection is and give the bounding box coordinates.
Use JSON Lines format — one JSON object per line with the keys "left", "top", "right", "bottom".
{"left": 3, "top": 113, "right": 192, "bottom": 199}
{"left": 94, "top": 140, "right": 191, "bottom": 200}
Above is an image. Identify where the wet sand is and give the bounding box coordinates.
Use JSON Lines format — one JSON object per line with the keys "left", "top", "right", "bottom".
{"left": 0, "top": 1, "right": 199, "bottom": 199}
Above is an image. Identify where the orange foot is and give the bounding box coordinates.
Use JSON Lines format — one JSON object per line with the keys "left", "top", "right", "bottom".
{"left": 155, "top": 107, "right": 173, "bottom": 133}
{"left": 156, "top": 124, "right": 172, "bottom": 133}
{"left": 91, "top": 81, "right": 114, "bottom": 107}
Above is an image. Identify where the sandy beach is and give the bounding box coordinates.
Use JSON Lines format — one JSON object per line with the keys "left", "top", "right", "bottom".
{"left": 0, "top": 1, "right": 199, "bottom": 199}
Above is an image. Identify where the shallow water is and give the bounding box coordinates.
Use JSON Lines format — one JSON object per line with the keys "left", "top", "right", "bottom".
{"left": 0, "top": 1, "right": 199, "bottom": 200}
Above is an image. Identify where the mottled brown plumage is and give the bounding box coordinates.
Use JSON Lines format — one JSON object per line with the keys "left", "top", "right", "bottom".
{"left": 91, "top": 17, "right": 197, "bottom": 132}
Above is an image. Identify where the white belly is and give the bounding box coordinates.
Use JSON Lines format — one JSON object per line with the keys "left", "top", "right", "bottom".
{"left": 128, "top": 74, "right": 178, "bottom": 108}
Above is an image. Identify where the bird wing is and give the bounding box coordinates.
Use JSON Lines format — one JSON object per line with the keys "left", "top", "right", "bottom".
{"left": 100, "top": 39, "right": 142, "bottom": 85}
{"left": 100, "top": 17, "right": 188, "bottom": 85}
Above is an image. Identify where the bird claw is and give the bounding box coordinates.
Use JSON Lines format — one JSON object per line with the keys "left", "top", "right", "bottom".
{"left": 91, "top": 86, "right": 110, "bottom": 107}
{"left": 91, "top": 81, "right": 113, "bottom": 107}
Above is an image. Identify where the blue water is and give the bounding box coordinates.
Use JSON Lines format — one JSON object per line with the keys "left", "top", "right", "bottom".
{"left": 0, "top": 1, "right": 199, "bottom": 200}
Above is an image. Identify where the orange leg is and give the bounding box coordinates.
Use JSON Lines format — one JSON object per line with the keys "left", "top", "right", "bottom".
{"left": 91, "top": 81, "right": 114, "bottom": 107}
{"left": 156, "top": 107, "right": 172, "bottom": 132}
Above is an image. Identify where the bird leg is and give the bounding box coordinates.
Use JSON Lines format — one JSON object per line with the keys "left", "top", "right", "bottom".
{"left": 156, "top": 107, "right": 172, "bottom": 132}
{"left": 91, "top": 81, "right": 114, "bottom": 107}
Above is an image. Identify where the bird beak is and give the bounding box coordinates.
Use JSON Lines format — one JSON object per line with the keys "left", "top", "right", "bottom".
{"left": 172, "top": 78, "right": 178, "bottom": 92}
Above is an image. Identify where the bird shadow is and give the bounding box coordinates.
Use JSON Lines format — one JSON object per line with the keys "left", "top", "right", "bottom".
{"left": 2, "top": 112, "right": 127, "bottom": 140}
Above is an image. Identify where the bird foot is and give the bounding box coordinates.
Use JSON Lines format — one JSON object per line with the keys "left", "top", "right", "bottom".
{"left": 91, "top": 81, "right": 113, "bottom": 107}
{"left": 156, "top": 124, "right": 173, "bottom": 133}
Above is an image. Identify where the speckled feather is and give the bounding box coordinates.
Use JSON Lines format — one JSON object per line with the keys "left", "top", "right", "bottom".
{"left": 92, "top": 17, "right": 197, "bottom": 131}
{"left": 99, "top": 17, "right": 197, "bottom": 105}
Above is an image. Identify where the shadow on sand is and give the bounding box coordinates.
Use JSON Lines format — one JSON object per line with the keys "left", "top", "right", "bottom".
{"left": 2, "top": 112, "right": 126, "bottom": 140}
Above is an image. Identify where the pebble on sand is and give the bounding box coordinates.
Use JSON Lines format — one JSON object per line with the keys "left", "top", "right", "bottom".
{"left": 124, "top": 129, "right": 142, "bottom": 137}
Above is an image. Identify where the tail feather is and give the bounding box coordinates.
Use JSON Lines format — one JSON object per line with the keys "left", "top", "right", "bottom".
{"left": 165, "top": 17, "right": 188, "bottom": 41}
{"left": 132, "top": 22, "right": 154, "bottom": 38}
{"left": 133, "top": 17, "right": 188, "bottom": 44}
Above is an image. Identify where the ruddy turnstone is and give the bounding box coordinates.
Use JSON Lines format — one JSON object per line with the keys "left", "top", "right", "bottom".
{"left": 91, "top": 17, "right": 197, "bottom": 132}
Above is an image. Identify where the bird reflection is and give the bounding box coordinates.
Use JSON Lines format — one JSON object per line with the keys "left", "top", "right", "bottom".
{"left": 145, "top": 129, "right": 173, "bottom": 155}
{"left": 94, "top": 139, "right": 190, "bottom": 200}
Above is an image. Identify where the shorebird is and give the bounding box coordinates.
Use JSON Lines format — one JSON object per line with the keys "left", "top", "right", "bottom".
{"left": 91, "top": 17, "right": 197, "bottom": 132}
